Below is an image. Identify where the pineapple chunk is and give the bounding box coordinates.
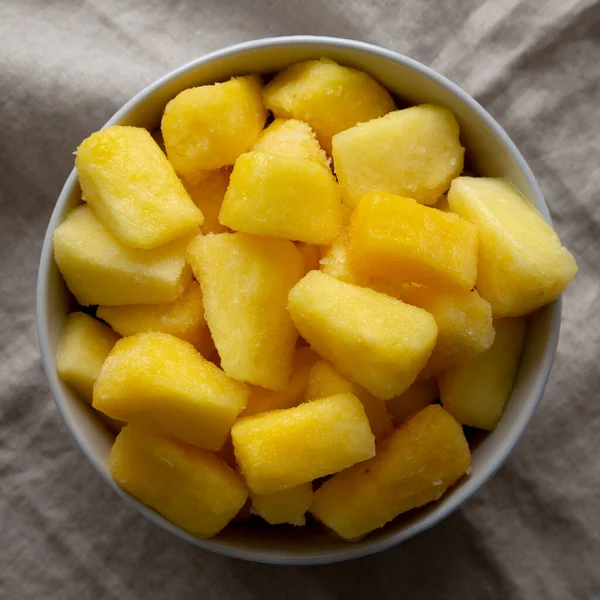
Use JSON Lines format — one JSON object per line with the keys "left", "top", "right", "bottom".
{"left": 321, "top": 246, "right": 493, "bottom": 379}
{"left": 288, "top": 271, "right": 438, "bottom": 400}
{"left": 349, "top": 192, "right": 478, "bottom": 291}
{"left": 251, "top": 118, "right": 329, "bottom": 170}
{"left": 232, "top": 393, "right": 375, "bottom": 494}
{"left": 319, "top": 228, "right": 369, "bottom": 286}
{"left": 97, "top": 281, "right": 214, "bottom": 357}
{"left": 332, "top": 105, "right": 464, "bottom": 207}
{"left": 448, "top": 177, "right": 578, "bottom": 316}
{"left": 56, "top": 312, "right": 119, "bottom": 403}
{"left": 242, "top": 347, "right": 318, "bottom": 417}
{"left": 296, "top": 242, "right": 322, "bottom": 274}
{"left": 373, "top": 285, "right": 495, "bottom": 380}
{"left": 53, "top": 205, "right": 192, "bottom": 306}
{"left": 219, "top": 152, "right": 342, "bottom": 244}
{"left": 306, "top": 360, "right": 393, "bottom": 440}
{"left": 439, "top": 317, "right": 527, "bottom": 430}
{"left": 76, "top": 126, "right": 203, "bottom": 249}
{"left": 110, "top": 424, "right": 247, "bottom": 538}
{"left": 93, "top": 332, "right": 248, "bottom": 451}
{"left": 188, "top": 233, "right": 304, "bottom": 390}
{"left": 251, "top": 483, "right": 313, "bottom": 526}
{"left": 263, "top": 58, "right": 394, "bottom": 154}
{"left": 386, "top": 379, "right": 439, "bottom": 426}
{"left": 184, "top": 169, "right": 231, "bottom": 235}
{"left": 161, "top": 75, "right": 266, "bottom": 182}
{"left": 311, "top": 405, "right": 471, "bottom": 540}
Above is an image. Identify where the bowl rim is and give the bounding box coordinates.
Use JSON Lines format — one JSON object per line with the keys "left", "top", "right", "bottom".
{"left": 36, "top": 34, "right": 561, "bottom": 565}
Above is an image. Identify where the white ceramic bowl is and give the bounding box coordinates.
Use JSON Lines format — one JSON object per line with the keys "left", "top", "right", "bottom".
{"left": 37, "top": 35, "right": 561, "bottom": 565}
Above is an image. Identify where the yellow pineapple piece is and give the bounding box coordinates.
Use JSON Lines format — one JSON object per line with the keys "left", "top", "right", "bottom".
{"left": 448, "top": 177, "right": 578, "bottom": 316}
{"left": 288, "top": 271, "right": 437, "bottom": 400}
{"left": 242, "top": 347, "right": 318, "bottom": 417}
{"left": 311, "top": 405, "right": 471, "bottom": 540}
{"left": 94, "top": 332, "right": 248, "bottom": 451}
{"left": 161, "top": 75, "right": 266, "bottom": 182}
{"left": 56, "top": 312, "right": 119, "bottom": 403}
{"left": 349, "top": 192, "right": 478, "bottom": 291}
{"left": 183, "top": 169, "right": 231, "bottom": 235}
{"left": 97, "top": 281, "right": 214, "bottom": 357}
{"left": 319, "top": 228, "right": 369, "bottom": 286}
{"left": 232, "top": 393, "right": 375, "bottom": 494}
{"left": 296, "top": 242, "right": 322, "bottom": 274}
{"left": 386, "top": 379, "right": 439, "bottom": 425}
{"left": 251, "top": 118, "right": 330, "bottom": 170}
{"left": 372, "top": 285, "right": 495, "bottom": 380}
{"left": 439, "top": 317, "right": 527, "bottom": 430}
{"left": 53, "top": 205, "right": 192, "bottom": 306}
{"left": 263, "top": 58, "right": 394, "bottom": 154}
{"left": 110, "top": 424, "right": 247, "bottom": 538}
{"left": 332, "top": 105, "right": 464, "bottom": 207}
{"left": 75, "top": 126, "right": 203, "bottom": 249}
{"left": 321, "top": 238, "right": 493, "bottom": 379}
{"left": 219, "top": 152, "right": 342, "bottom": 244}
{"left": 251, "top": 483, "right": 313, "bottom": 526}
{"left": 188, "top": 232, "right": 304, "bottom": 390}
{"left": 306, "top": 360, "right": 393, "bottom": 440}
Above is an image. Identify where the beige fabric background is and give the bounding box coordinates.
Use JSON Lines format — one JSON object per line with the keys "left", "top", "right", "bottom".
{"left": 1, "top": 0, "right": 599, "bottom": 598}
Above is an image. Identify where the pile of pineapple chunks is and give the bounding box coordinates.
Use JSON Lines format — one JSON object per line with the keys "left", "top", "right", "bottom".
{"left": 54, "top": 58, "right": 577, "bottom": 542}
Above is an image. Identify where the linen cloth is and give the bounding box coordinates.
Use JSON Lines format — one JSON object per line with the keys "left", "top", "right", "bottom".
{"left": 1, "top": 1, "right": 599, "bottom": 598}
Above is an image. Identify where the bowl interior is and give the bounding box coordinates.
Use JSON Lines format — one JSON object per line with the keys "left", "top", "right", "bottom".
{"left": 38, "top": 37, "right": 560, "bottom": 564}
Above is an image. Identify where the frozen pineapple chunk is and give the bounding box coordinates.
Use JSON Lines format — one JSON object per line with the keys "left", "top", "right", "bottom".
{"left": 251, "top": 483, "right": 313, "bottom": 526}
{"left": 184, "top": 169, "right": 231, "bottom": 235}
{"left": 53, "top": 205, "right": 192, "bottom": 306}
{"left": 448, "top": 177, "right": 578, "bottom": 316}
{"left": 162, "top": 75, "right": 266, "bottom": 182}
{"left": 288, "top": 271, "right": 437, "bottom": 400}
{"left": 56, "top": 312, "right": 119, "bottom": 403}
{"left": 97, "top": 281, "right": 214, "bottom": 357}
{"left": 111, "top": 424, "right": 247, "bottom": 538}
{"left": 332, "top": 105, "right": 464, "bottom": 207}
{"left": 242, "top": 347, "right": 318, "bottom": 417}
{"left": 349, "top": 192, "right": 478, "bottom": 291}
{"left": 263, "top": 58, "right": 394, "bottom": 154}
{"left": 251, "top": 118, "right": 330, "bottom": 170}
{"left": 306, "top": 360, "right": 393, "bottom": 440}
{"left": 75, "top": 126, "right": 203, "bottom": 249}
{"left": 373, "top": 285, "right": 495, "bottom": 380}
{"left": 311, "top": 405, "right": 471, "bottom": 540}
{"left": 439, "top": 317, "right": 526, "bottom": 430}
{"left": 232, "top": 393, "right": 375, "bottom": 495}
{"left": 219, "top": 152, "right": 342, "bottom": 244}
{"left": 386, "top": 379, "right": 439, "bottom": 425}
{"left": 94, "top": 332, "right": 248, "bottom": 451}
{"left": 188, "top": 233, "right": 304, "bottom": 390}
